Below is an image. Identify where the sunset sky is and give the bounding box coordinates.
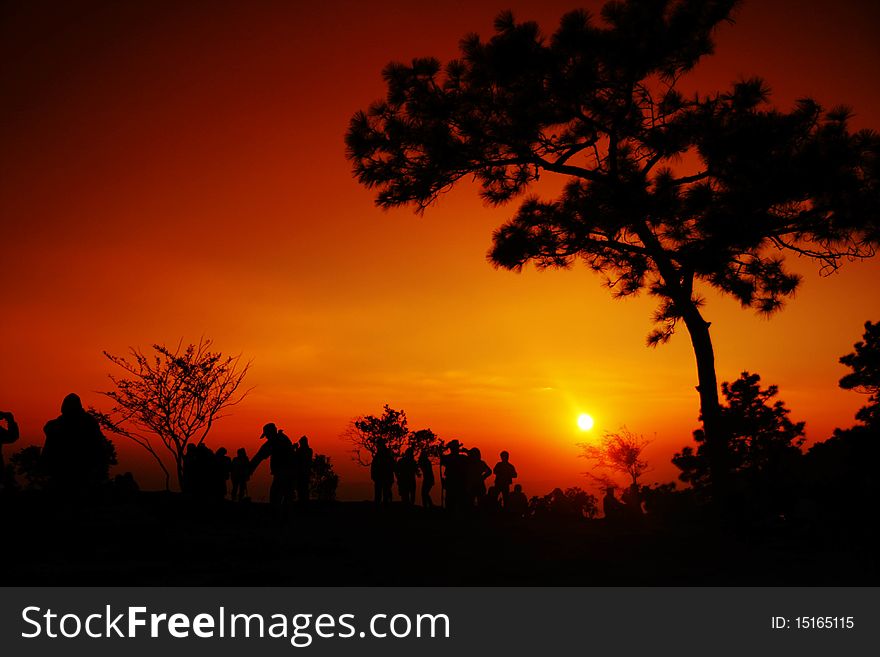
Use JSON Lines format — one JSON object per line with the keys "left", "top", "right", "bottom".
{"left": 2, "top": 0, "right": 879, "bottom": 499}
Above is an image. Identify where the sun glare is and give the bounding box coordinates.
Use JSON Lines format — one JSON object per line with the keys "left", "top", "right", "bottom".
{"left": 577, "top": 413, "right": 594, "bottom": 431}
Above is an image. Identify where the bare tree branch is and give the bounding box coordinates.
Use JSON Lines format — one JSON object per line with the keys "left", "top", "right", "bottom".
{"left": 97, "top": 338, "right": 251, "bottom": 490}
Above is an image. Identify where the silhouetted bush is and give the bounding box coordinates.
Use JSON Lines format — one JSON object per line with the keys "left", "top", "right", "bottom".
{"left": 529, "top": 487, "right": 598, "bottom": 520}
{"left": 343, "top": 404, "right": 442, "bottom": 466}
{"left": 10, "top": 446, "right": 47, "bottom": 490}
{"left": 310, "top": 454, "right": 339, "bottom": 501}
{"left": 839, "top": 320, "right": 880, "bottom": 428}
{"left": 673, "top": 372, "right": 804, "bottom": 517}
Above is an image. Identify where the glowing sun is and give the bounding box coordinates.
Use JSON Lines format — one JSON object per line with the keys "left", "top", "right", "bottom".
{"left": 577, "top": 413, "right": 595, "bottom": 431}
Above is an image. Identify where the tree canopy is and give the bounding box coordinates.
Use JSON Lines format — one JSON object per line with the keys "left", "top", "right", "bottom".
{"left": 839, "top": 320, "right": 880, "bottom": 427}
{"left": 344, "top": 404, "right": 442, "bottom": 466}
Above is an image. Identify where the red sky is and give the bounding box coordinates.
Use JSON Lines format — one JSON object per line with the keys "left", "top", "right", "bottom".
{"left": 2, "top": 0, "right": 879, "bottom": 499}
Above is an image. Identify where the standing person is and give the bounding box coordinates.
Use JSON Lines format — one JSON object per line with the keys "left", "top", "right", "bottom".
{"left": 507, "top": 484, "right": 529, "bottom": 517}
{"left": 182, "top": 444, "right": 197, "bottom": 495}
{"left": 440, "top": 440, "right": 468, "bottom": 511}
{"left": 465, "top": 447, "right": 492, "bottom": 507}
{"left": 417, "top": 450, "right": 435, "bottom": 508}
{"left": 370, "top": 439, "right": 394, "bottom": 506}
{"left": 250, "top": 423, "right": 296, "bottom": 507}
{"left": 395, "top": 446, "right": 417, "bottom": 505}
{"left": 0, "top": 410, "right": 19, "bottom": 492}
{"left": 193, "top": 444, "right": 215, "bottom": 499}
{"left": 41, "top": 393, "right": 112, "bottom": 495}
{"left": 296, "top": 436, "right": 313, "bottom": 505}
{"left": 215, "top": 447, "right": 232, "bottom": 500}
{"left": 230, "top": 448, "right": 250, "bottom": 501}
{"left": 622, "top": 483, "right": 643, "bottom": 518}
{"left": 492, "top": 450, "right": 518, "bottom": 509}
{"left": 603, "top": 486, "right": 625, "bottom": 523}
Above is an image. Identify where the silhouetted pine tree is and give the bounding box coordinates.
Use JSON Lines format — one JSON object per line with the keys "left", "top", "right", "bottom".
{"left": 346, "top": 0, "right": 880, "bottom": 498}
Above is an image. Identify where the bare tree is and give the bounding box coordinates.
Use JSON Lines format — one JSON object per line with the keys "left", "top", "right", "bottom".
{"left": 98, "top": 339, "right": 250, "bottom": 490}
{"left": 580, "top": 428, "right": 651, "bottom": 487}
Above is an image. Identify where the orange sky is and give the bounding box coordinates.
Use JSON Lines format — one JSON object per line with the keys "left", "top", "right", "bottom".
{"left": 2, "top": 0, "right": 879, "bottom": 499}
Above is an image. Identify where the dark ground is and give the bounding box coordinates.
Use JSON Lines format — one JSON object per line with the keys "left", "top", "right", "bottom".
{"left": 2, "top": 492, "right": 877, "bottom": 585}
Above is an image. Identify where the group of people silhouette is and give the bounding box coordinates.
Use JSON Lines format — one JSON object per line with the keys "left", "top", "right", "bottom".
{"left": 1, "top": 394, "right": 637, "bottom": 523}
{"left": 181, "top": 422, "right": 316, "bottom": 505}
{"left": 370, "top": 438, "right": 529, "bottom": 513}
{"left": 370, "top": 443, "right": 424, "bottom": 506}
{"left": 182, "top": 444, "right": 238, "bottom": 501}
{"left": 602, "top": 484, "right": 644, "bottom": 521}
{"left": 0, "top": 395, "right": 320, "bottom": 507}
{"left": 248, "top": 422, "right": 314, "bottom": 506}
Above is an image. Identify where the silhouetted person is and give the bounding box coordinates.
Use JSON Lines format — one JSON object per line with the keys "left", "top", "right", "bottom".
{"left": 507, "top": 484, "right": 528, "bottom": 517}
{"left": 193, "top": 443, "right": 216, "bottom": 500}
{"left": 215, "top": 447, "right": 232, "bottom": 500}
{"left": 603, "top": 486, "right": 625, "bottom": 522}
{"left": 251, "top": 423, "right": 296, "bottom": 507}
{"left": 289, "top": 439, "right": 301, "bottom": 502}
{"left": 417, "top": 450, "right": 435, "bottom": 508}
{"left": 295, "top": 436, "right": 313, "bottom": 505}
{"left": 465, "top": 447, "right": 492, "bottom": 507}
{"left": 622, "top": 483, "right": 643, "bottom": 519}
{"left": 441, "top": 440, "right": 468, "bottom": 511}
{"left": 481, "top": 485, "right": 501, "bottom": 512}
{"left": 41, "top": 393, "right": 110, "bottom": 495}
{"left": 493, "top": 450, "right": 517, "bottom": 508}
{"left": 395, "top": 446, "right": 417, "bottom": 505}
{"left": 231, "top": 447, "right": 250, "bottom": 501}
{"left": 182, "top": 444, "right": 197, "bottom": 495}
{"left": 0, "top": 410, "right": 19, "bottom": 492}
{"left": 371, "top": 440, "right": 394, "bottom": 506}
{"left": 112, "top": 472, "right": 139, "bottom": 501}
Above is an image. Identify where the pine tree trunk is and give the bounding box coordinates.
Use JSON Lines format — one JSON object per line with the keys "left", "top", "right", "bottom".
{"left": 680, "top": 304, "right": 729, "bottom": 502}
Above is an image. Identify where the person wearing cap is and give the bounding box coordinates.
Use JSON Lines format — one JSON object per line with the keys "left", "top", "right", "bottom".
{"left": 250, "top": 422, "right": 296, "bottom": 506}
